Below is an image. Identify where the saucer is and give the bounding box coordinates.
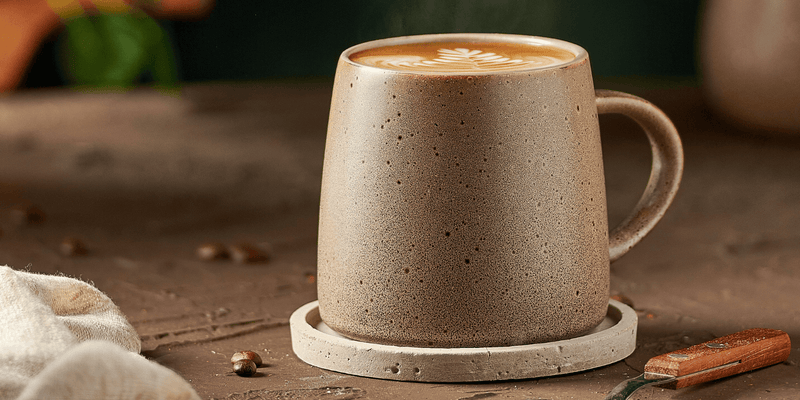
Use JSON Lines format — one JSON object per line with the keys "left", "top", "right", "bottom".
{"left": 290, "top": 299, "right": 637, "bottom": 382}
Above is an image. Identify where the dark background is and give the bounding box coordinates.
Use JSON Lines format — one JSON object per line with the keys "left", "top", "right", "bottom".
{"left": 23, "top": 0, "right": 703, "bottom": 87}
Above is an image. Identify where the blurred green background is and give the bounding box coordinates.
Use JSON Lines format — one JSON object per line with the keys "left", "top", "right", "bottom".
{"left": 23, "top": 0, "right": 703, "bottom": 87}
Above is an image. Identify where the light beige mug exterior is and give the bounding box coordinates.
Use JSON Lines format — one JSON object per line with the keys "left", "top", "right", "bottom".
{"left": 317, "top": 34, "right": 683, "bottom": 348}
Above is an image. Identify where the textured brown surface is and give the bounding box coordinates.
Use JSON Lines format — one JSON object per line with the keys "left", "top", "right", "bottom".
{"left": 1, "top": 81, "right": 799, "bottom": 399}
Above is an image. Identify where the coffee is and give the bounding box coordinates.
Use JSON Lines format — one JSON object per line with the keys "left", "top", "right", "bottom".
{"left": 350, "top": 41, "right": 575, "bottom": 72}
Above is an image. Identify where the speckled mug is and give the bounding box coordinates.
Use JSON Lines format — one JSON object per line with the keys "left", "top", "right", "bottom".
{"left": 317, "top": 34, "right": 683, "bottom": 348}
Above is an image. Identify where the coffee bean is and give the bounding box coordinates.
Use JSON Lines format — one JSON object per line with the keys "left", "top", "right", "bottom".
{"left": 197, "top": 242, "right": 229, "bottom": 261}
{"left": 9, "top": 204, "right": 46, "bottom": 226}
{"left": 228, "top": 243, "right": 269, "bottom": 264}
{"left": 232, "top": 359, "right": 257, "bottom": 377}
{"left": 231, "top": 350, "right": 263, "bottom": 367}
{"left": 60, "top": 237, "right": 88, "bottom": 256}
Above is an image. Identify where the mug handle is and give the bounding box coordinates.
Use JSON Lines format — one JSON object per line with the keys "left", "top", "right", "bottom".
{"left": 595, "top": 90, "right": 684, "bottom": 262}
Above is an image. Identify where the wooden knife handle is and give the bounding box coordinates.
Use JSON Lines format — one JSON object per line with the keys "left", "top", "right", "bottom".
{"left": 644, "top": 328, "right": 791, "bottom": 389}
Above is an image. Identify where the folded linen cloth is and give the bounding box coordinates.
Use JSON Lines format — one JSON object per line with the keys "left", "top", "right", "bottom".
{"left": 0, "top": 265, "right": 200, "bottom": 400}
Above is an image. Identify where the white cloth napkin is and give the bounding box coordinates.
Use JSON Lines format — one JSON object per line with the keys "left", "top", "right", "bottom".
{"left": 0, "top": 265, "right": 200, "bottom": 400}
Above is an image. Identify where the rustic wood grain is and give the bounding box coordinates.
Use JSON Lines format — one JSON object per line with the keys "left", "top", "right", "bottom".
{"left": 644, "top": 328, "right": 791, "bottom": 389}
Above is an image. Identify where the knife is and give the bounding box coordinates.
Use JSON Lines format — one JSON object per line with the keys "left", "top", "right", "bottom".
{"left": 604, "top": 328, "right": 791, "bottom": 400}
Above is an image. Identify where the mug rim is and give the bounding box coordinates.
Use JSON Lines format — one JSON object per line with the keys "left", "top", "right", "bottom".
{"left": 341, "top": 33, "right": 589, "bottom": 75}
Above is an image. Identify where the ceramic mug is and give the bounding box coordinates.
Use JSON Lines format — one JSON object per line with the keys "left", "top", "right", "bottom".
{"left": 317, "top": 34, "right": 683, "bottom": 348}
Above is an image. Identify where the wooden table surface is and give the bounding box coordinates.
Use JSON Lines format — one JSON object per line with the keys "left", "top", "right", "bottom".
{"left": 1, "top": 81, "right": 798, "bottom": 399}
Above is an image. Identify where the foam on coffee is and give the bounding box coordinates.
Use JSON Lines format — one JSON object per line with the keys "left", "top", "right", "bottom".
{"left": 350, "top": 41, "right": 575, "bottom": 72}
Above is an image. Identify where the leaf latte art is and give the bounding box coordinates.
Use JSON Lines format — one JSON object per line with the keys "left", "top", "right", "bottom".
{"left": 351, "top": 42, "right": 575, "bottom": 72}
{"left": 376, "top": 48, "right": 559, "bottom": 71}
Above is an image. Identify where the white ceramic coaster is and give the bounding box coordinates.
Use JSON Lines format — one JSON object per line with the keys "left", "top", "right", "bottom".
{"left": 290, "top": 299, "right": 637, "bottom": 382}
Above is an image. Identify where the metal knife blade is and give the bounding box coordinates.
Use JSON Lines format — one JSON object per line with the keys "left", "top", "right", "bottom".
{"left": 603, "top": 328, "right": 791, "bottom": 400}
{"left": 604, "top": 372, "right": 676, "bottom": 400}
{"left": 604, "top": 361, "right": 739, "bottom": 399}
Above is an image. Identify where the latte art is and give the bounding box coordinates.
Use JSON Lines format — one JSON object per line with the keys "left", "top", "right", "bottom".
{"left": 351, "top": 41, "right": 575, "bottom": 72}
